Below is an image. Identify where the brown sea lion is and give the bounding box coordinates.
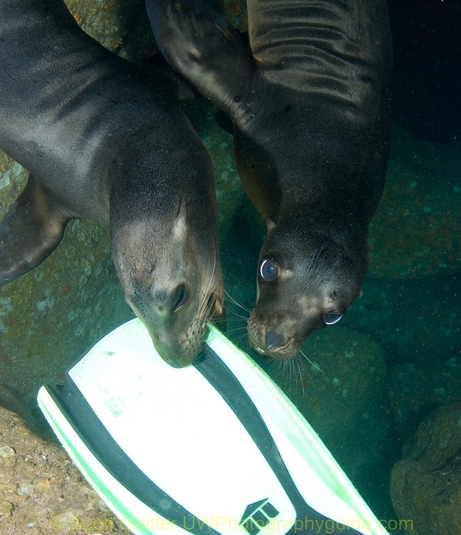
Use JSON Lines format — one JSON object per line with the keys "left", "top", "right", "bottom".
{"left": 0, "top": 0, "right": 224, "bottom": 367}
{"left": 147, "top": 0, "right": 392, "bottom": 359}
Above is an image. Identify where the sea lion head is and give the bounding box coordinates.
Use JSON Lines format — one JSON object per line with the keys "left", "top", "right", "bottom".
{"left": 247, "top": 215, "right": 367, "bottom": 360}
{"left": 110, "top": 147, "right": 224, "bottom": 367}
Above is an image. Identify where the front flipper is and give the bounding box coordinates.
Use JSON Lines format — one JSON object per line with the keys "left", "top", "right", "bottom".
{"left": 0, "top": 175, "right": 69, "bottom": 287}
{"left": 146, "top": 0, "right": 260, "bottom": 128}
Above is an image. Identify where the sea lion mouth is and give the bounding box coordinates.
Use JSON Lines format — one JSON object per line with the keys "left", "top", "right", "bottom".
{"left": 157, "top": 288, "right": 225, "bottom": 368}
{"left": 247, "top": 306, "right": 304, "bottom": 360}
{"left": 251, "top": 341, "right": 299, "bottom": 360}
{"left": 248, "top": 325, "right": 300, "bottom": 360}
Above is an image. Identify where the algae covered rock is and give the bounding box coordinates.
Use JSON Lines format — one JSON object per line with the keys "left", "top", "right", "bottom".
{"left": 0, "top": 218, "right": 132, "bottom": 431}
{"left": 0, "top": 151, "right": 28, "bottom": 222}
{"left": 0, "top": 405, "right": 125, "bottom": 534}
{"left": 390, "top": 401, "right": 461, "bottom": 535}
{"left": 65, "top": 0, "right": 156, "bottom": 59}
{"left": 368, "top": 126, "right": 461, "bottom": 279}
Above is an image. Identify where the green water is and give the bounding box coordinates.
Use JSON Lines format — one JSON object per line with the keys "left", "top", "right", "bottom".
{"left": 1, "top": 1, "right": 461, "bottom": 532}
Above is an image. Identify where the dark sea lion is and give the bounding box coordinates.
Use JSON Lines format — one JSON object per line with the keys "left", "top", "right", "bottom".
{"left": 0, "top": 0, "right": 224, "bottom": 367}
{"left": 147, "top": 0, "right": 392, "bottom": 359}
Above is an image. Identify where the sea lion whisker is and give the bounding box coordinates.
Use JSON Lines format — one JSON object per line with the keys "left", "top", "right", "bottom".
{"left": 197, "top": 292, "right": 216, "bottom": 327}
{"left": 294, "top": 356, "right": 306, "bottom": 396}
{"left": 298, "top": 348, "right": 324, "bottom": 375}
{"left": 194, "top": 281, "right": 214, "bottom": 325}
{"left": 206, "top": 292, "right": 217, "bottom": 316}
{"left": 197, "top": 240, "right": 221, "bottom": 321}
{"left": 237, "top": 334, "right": 250, "bottom": 348}
{"left": 283, "top": 359, "right": 293, "bottom": 384}
{"left": 222, "top": 325, "right": 248, "bottom": 340}
{"left": 228, "top": 311, "right": 250, "bottom": 322}
{"left": 265, "top": 358, "right": 279, "bottom": 375}
{"left": 224, "top": 290, "right": 251, "bottom": 314}
{"left": 265, "top": 357, "right": 286, "bottom": 379}
{"left": 210, "top": 312, "right": 227, "bottom": 326}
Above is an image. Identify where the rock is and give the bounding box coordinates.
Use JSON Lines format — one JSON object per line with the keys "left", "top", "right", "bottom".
{"left": 344, "top": 272, "right": 461, "bottom": 366}
{"left": 65, "top": 0, "right": 156, "bottom": 60}
{"left": 182, "top": 99, "right": 245, "bottom": 240}
{"left": 0, "top": 150, "right": 28, "bottom": 221}
{"left": 0, "top": 445, "right": 15, "bottom": 458}
{"left": 368, "top": 126, "right": 461, "bottom": 279}
{"left": 0, "top": 405, "right": 125, "bottom": 534}
{"left": 388, "top": 357, "right": 461, "bottom": 442}
{"left": 0, "top": 216, "right": 132, "bottom": 432}
{"left": 390, "top": 401, "right": 461, "bottom": 535}
{"left": 0, "top": 498, "right": 13, "bottom": 517}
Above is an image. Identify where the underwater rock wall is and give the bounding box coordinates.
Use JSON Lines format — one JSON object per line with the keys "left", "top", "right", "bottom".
{"left": 390, "top": 401, "right": 461, "bottom": 535}
{"left": 369, "top": 126, "right": 461, "bottom": 280}
{"left": 0, "top": 213, "right": 131, "bottom": 431}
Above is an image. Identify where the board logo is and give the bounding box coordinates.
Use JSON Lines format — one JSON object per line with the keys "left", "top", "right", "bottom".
{"left": 239, "top": 499, "right": 280, "bottom": 534}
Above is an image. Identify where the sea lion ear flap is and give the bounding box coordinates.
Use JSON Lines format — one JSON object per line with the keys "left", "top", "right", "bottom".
{"left": 174, "top": 197, "right": 188, "bottom": 240}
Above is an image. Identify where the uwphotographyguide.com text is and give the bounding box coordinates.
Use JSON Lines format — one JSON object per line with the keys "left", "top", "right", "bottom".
{"left": 50, "top": 513, "right": 414, "bottom": 533}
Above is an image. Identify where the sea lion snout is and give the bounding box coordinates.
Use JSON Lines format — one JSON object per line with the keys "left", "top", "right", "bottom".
{"left": 248, "top": 289, "right": 354, "bottom": 360}
{"left": 111, "top": 204, "right": 224, "bottom": 368}
{"left": 248, "top": 308, "right": 324, "bottom": 360}
{"left": 247, "top": 286, "right": 339, "bottom": 360}
{"left": 129, "top": 287, "right": 224, "bottom": 368}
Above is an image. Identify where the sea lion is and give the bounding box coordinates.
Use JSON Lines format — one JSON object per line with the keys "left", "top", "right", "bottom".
{"left": 147, "top": 0, "right": 392, "bottom": 359}
{"left": 0, "top": 0, "right": 224, "bottom": 367}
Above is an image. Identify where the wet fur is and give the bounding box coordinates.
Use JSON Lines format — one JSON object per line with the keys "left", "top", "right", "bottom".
{"left": 147, "top": 0, "right": 392, "bottom": 358}
{"left": 0, "top": 0, "right": 224, "bottom": 366}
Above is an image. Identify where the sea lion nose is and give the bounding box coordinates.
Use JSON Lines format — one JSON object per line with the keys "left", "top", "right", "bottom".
{"left": 265, "top": 331, "right": 285, "bottom": 351}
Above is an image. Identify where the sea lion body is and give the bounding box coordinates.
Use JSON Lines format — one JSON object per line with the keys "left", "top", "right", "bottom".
{"left": 0, "top": 0, "right": 224, "bottom": 367}
{"left": 148, "top": 0, "right": 392, "bottom": 358}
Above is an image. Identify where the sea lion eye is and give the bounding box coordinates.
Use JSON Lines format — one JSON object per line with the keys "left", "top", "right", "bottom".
{"left": 259, "top": 258, "right": 278, "bottom": 282}
{"left": 173, "top": 284, "right": 187, "bottom": 312}
{"left": 324, "top": 312, "right": 343, "bottom": 325}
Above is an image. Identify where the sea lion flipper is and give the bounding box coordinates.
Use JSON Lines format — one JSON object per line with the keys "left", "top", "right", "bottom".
{"left": 0, "top": 175, "right": 68, "bottom": 287}
{"left": 146, "top": 0, "right": 257, "bottom": 124}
